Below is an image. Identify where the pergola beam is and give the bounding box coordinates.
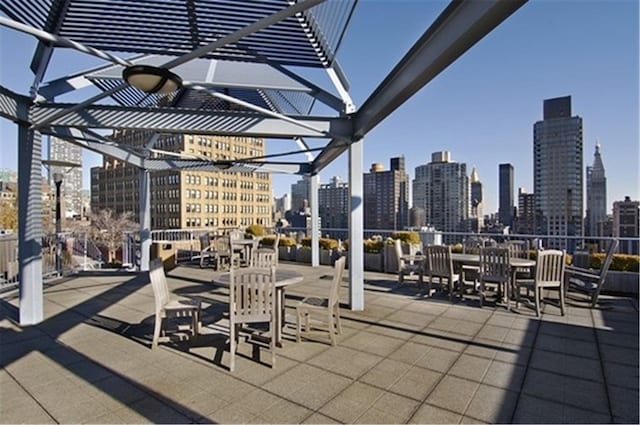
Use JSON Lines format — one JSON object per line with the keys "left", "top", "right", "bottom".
{"left": 311, "top": 0, "right": 527, "bottom": 174}
{"left": 31, "top": 103, "right": 351, "bottom": 140}
{"left": 0, "top": 86, "right": 31, "bottom": 124}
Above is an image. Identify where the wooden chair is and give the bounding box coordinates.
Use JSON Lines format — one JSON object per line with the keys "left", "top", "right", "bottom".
{"left": 515, "top": 250, "right": 566, "bottom": 317}
{"left": 250, "top": 250, "right": 277, "bottom": 268}
{"left": 478, "top": 247, "right": 511, "bottom": 308}
{"left": 228, "top": 267, "right": 276, "bottom": 372}
{"left": 296, "top": 256, "right": 346, "bottom": 346}
{"left": 149, "top": 258, "right": 201, "bottom": 349}
{"left": 565, "top": 239, "right": 618, "bottom": 308}
{"left": 198, "top": 234, "right": 215, "bottom": 268}
{"left": 395, "top": 239, "right": 423, "bottom": 284}
{"left": 255, "top": 233, "right": 281, "bottom": 266}
{"left": 426, "top": 245, "right": 459, "bottom": 302}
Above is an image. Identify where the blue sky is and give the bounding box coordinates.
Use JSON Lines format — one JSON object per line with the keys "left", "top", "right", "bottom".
{"left": 1, "top": 0, "right": 638, "bottom": 214}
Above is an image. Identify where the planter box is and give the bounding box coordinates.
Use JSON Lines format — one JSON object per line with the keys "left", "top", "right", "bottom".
{"left": 603, "top": 271, "right": 639, "bottom": 295}
{"left": 278, "top": 246, "right": 296, "bottom": 261}
{"left": 364, "top": 252, "right": 383, "bottom": 272}
{"left": 320, "top": 249, "right": 334, "bottom": 265}
{"left": 295, "top": 247, "right": 312, "bottom": 263}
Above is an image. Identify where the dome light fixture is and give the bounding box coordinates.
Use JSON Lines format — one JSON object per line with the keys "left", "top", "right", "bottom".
{"left": 122, "top": 65, "right": 182, "bottom": 94}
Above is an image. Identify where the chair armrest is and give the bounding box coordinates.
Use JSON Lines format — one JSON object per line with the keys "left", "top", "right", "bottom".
{"left": 565, "top": 266, "right": 600, "bottom": 279}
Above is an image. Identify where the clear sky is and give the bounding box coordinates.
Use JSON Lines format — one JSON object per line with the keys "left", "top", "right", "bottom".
{"left": 1, "top": 0, "right": 638, "bottom": 215}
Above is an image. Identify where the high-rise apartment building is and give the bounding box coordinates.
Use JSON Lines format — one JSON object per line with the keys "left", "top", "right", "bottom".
{"left": 91, "top": 131, "right": 271, "bottom": 229}
{"left": 413, "top": 151, "right": 468, "bottom": 234}
{"left": 516, "top": 188, "right": 536, "bottom": 235}
{"left": 613, "top": 196, "right": 639, "bottom": 254}
{"left": 49, "top": 136, "right": 83, "bottom": 218}
{"left": 498, "top": 163, "right": 514, "bottom": 228}
{"left": 533, "top": 96, "right": 584, "bottom": 249}
{"left": 364, "top": 157, "right": 409, "bottom": 230}
{"left": 469, "top": 167, "right": 484, "bottom": 232}
{"left": 318, "top": 176, "right": 349, "bottom": 230}
{"left": 290, "top": 177, "right": 310, "bottom": 213}
{"left": 586, "top": 143, "right": 607, "bottom": 238}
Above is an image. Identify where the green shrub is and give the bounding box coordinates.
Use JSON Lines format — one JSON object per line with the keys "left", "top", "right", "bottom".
{"left": 260, "top": 235, "right": 277, "bottom": 247}
{"left": 363, "top": 239, "right": 384, "bottom": 253}
{"left": 245, "top": 224, "right": 265, "bottom": 237}
{"left": 391, "top": 231, "right": 420, "bottom": 245}
{"left": 279, "top": 236, "right": 297, "bottom": 247}
{"left": 300, "top": 237, "right": 339, "bottom": 250}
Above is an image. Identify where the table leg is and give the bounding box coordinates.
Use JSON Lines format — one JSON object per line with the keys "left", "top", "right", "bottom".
{"left": 275, "top": 287, "right": 285, "bottom": 347}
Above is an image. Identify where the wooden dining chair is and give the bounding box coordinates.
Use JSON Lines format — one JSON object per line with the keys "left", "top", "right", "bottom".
{"left": 478, "top": 247, "right": 511, "bottom": 308}
{"left": 228, "top": 267, "right": 276, "bottom": 372}
{"left": 149, "top": 258, "right": 201, "bottom": 349}
{"left": 250, "top": 249, "right": 278, "bottom": 268}
{"left": 565, "top": 239, "right": 618, "bottom": 308}
{"left": 515, "top": 249, "right": 566, "bottom": 317}
{"left": 395, "top": 239, "right": 423, "bottom": 284}
{"left": 426, "top": 245, "right": 458, "bottom": 301}
{"left": 255, "top": 233, "right": 281, "bottom": 266}
{"left": 296, "top": 256, "right": 346, "bottom": 346}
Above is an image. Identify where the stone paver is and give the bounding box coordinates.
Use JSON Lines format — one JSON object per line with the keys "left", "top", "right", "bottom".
{"left": 0, "top": 263, "right": 637, "bottom": 424}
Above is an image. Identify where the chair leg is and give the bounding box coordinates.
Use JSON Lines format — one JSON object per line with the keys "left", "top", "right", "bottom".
{"left": 270, "top": 317, "right": 276, "bottom": 368}
{"left": 229, "top": 322, "right": 236, "bottom": 372}
{"left": 399, "top": 271, "right": 404, "bottom": 283}
{"left": 335, "top": 308, "right": 342, "bottom": 335}
{"left": 295, "top": 309, "right": 302, "bottom": 343}
{"left": 152, "top": 314, "right": 162, "bottom": 349}
{"left": 535, "top": 288, "right": 541, "bottom": 317}
{"left": 559, "top": 287, "right": 565, "bottom": 316}
{"left": 479, "top": 280, "right": 484, "bottom": 308}
{"left": 328, "top": 312, "right": 336, "bottom": 346}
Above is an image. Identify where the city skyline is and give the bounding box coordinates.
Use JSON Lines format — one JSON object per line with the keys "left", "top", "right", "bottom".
{"left": 1, "top": 0, "right": 638, "bottom": 214}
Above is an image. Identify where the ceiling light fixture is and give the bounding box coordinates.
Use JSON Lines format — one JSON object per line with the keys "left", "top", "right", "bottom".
{"left": 122, "top": 65, "right": 182, "bottom": 94}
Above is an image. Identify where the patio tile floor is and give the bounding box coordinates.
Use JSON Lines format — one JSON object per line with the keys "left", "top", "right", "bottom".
{"left": 1, "top": 262, "right": 638, "bottom": 424}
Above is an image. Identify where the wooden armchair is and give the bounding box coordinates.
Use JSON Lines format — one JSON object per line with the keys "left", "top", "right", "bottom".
{"left": 565, "top": 239, "right": 618, "bottom": 308}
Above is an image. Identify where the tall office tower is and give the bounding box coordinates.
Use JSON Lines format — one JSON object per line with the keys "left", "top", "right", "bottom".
{"left": 318, "top": 176, "right": 349, "bottom": 230}
{"left": 469, "top": 167, "right": 484, "bottom": 232}
{"left": 613, "top": 196, "right": 639, "bottom": 254}
{"left": 91, "top": 131, "right": 271, "bottom": 229}
{"left": 585, "top": 143, "right": 607, "bottom": 239}
{"left": 516, "top": 188, "right": 536, "bottom": 235}
{"left": 413, "top": 151, "right": 469, "bottom": 236}
{"left": 533, "top": 96, "right": 584, "bottom": 249}
{"left": 49, "top": 136, "right": 83, "bottom": 218}
{"left": 498, "top": 163, "right": 514, "bottom": 228}
{"left": 290, "top": 177, "right": 310, "bottom": 212}
{"left": 363, "top": 156, "right": 409, "bottom": 230}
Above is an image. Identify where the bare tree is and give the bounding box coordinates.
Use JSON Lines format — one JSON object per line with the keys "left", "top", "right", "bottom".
{"left": 89, "top": 209, "right": 138, "bottom": 263}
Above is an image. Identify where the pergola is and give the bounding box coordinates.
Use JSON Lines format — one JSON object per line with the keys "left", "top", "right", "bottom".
{"left": 0, "top": 0, "right": 526, "bottom": 325}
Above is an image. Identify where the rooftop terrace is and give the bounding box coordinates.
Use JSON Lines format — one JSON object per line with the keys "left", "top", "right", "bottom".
{"left": 1, "top": 262, "right": 638, "bottom": 424}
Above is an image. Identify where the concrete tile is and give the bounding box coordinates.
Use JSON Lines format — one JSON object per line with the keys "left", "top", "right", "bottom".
{"left": 255, "top": 398, "right": 313, "bottom": 424}
{"left": 355, "top": 392, "right": 419, "bottom": 424}
{"left": 475, "top": 324, "right": 510, "bottom": 342}
{"left": 409, "top": 403, "right": 462, "bottom": 424}
{"left": 465, "top": 384, "right": 518, "bottom": 424}
{"left": 536, "top": 333, "right": 599, "bottom": 358}
{"left": 262, "top": 363, "right": 325, "bottom": 397}
{"left": 425, "top": 375, "right": 480, "bottom": 414}
{"left": 286, "top": 372, "right": 352, "bottom": 410}
{"left": 341, "top": 329, "right": 405, "bottom": 357}
{"left": 203, "top": 402, "right": 258, "bottom": 424}
{"left": 448, "top": 354, "right": 492, "bottom": 383}
{"left": 563, "top": 375, "right": 609, "bottom": 414}
{"left": 512, "top": 394, "right": 563, "bottom": 424}
{"left": 482, "top": 360, "right": 526, "bottom": 391}
{"left": 319, "top": 382, "right": 385, "bottom": 424}
{"left": 388, "top": 341, "right": 431, "bottom": 365}
{"left": 308, "top": 345, "right": 382, "bottom": 379}
{"left": 600, "top": 343, "right": 639, "bottom": 367}
{"left": 359, "top": 357, "right": 412, "bottom": 389}
{"left": 563, "top": 404, "right": 612, "bottom": 423}
{"left": 414, "top": 346, "right": 460, "bottom": 373}
{"left": 608, "top": 385, "right": 640, "bottom": 423}
{"left": 522, "top": 369, "right": 564, "bottom": 401}
{"left": 388, "top": 366, "right": 442, "bottom": 401}
{"left": 530, "top": 349, "right": 603, "bottom": 382}
{"left": 0, "top": 390, "right": 56, "bottom": 424}
{"left": 603, "top": 362, "right": 638, "bottom": 389}
{"left": 411, "top": 329, "right": 469, "bottom": 352}
{"left": 301, "top": 412, "right": 340, "bottom": 424}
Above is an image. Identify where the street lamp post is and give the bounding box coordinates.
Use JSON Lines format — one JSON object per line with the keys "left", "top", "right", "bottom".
{"left": 53, "top": 171, "right": 64, "bottom": 275}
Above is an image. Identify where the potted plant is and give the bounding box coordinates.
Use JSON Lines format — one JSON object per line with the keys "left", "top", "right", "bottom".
{"left": 384, "top": 231, "right": 421, "bottom": 273}
{"left": 277, "top": 236, "right": 297, "bottom": 261}
{"left": 363, "top": 237, "right": 384, "bottom": 272}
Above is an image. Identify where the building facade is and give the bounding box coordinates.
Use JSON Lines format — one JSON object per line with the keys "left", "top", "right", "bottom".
{"left": 364, "top": 157, "right": 409, "bottom": 230}
{"left": 613, "top": 196, "right": 639, "bottom": 254}
{"left": 413, "top": 151, "right": 469, "bottom": 235}
{"left": 290, "top": 177, "right": 310, "bottom": 213}
{"left": 585, "top": 143, "right": 607, "bottom": 239}
{"left": 469, "top": 167, "right": 484, "bottom": 232}
{"left": 533, "top": 96, "right": 584, "bottom": 249}
{"left": 498, "top": 163, "right": 514, "bottom": 228}
{"left": 91, "top": 131, "right": 272, "bottom": 230}
{"left": 49, "top": 136, "right": 83, "bottom": 218}
{"left": 516, "top": 188, "right": 536, "bottom": 235}
{"left": 318, "top": 176, "right": 349, "bottom": 230}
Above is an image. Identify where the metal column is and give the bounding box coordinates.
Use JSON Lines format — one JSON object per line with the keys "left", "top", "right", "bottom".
{"left": 18, "top": 125, "right": 44, "bottom": 325}
{"left": 310, "top": 174, "right": 320, "bottom": 267}
{"left": 348, "top": 139, "right": 364, "bottom": 310}
{"left": 138, "top": 169, "right": 151, "bottom": 271}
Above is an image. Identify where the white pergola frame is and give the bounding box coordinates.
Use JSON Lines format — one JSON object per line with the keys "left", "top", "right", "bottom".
{"left": 0, "top": 0, "right": 527, "bottom": 325}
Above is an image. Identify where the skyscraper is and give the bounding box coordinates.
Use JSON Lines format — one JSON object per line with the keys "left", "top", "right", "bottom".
{"left": 363, "top": 157, "right": 409, "bottom": 230}
{"left": 586, "top": 143, "right": 607, "bottom": 239}
{"left": 613, "top": 196, "right": 639, "bottom": 254}
{"left": 469, "top": 167, "right": 484, "bottom": 232}
{"left": 498, "top": 163, "right": 514, "bottom": 228}
{"left": 318, "top": 176, "right": 349, "bottom": 230}
{"left": 49, "top": 136, "right": 83, "bottom": 218}
{"left": 413, "top": 151, "right": 468, "bottom": 235}
{"left": 290, "top": 177, "right": 310, "bottom": 213}
{"left": 516, "top": 188, "right": 536, "bottom": 235}
{"left": 533, "top": 96, "right": 583, "bottom": 249}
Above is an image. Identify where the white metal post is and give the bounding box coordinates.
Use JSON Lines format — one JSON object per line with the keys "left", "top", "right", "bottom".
{"left": 348, "top": 139, "right": 364, "bottom": 310}
{"left": 310, "top": 174, "right": 320, "bottom": 267}
{"left": 139, "top": 169, "right": 151, "bottom": 271}
{"left": 18, "top": 125, "right": 44, "bottom": 325}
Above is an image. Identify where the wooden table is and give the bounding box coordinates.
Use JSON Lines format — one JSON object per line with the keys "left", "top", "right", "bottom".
{"left": 212, "top": 269, "right": 303, "bottom": 345}
{"left": 450, "top": 253, "right": 536, "bottom": 310}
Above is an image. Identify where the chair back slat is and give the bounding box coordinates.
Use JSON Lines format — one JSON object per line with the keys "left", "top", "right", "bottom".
{"left": 601, "top": 239, "right": 619, "bottom": 276}
{"left": 230, "top": 267, "right": 275, "bottom": 323}
{"left": 535, "top": 250, "right": 565, "bottom": 285}
{"left": 480, "top": 247, "right": 511, "bottom": 283}
{"left": 427, "top": 245, "right": 453, "bottom": 278}
{"left": 251, "top": 250, "right": 277, "bottom": 268}
{"left": 149, "top": 258, "right": 169, "bottom": 314}
{"left": 329, "top": 257, "right": 347, "bottom": 308}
